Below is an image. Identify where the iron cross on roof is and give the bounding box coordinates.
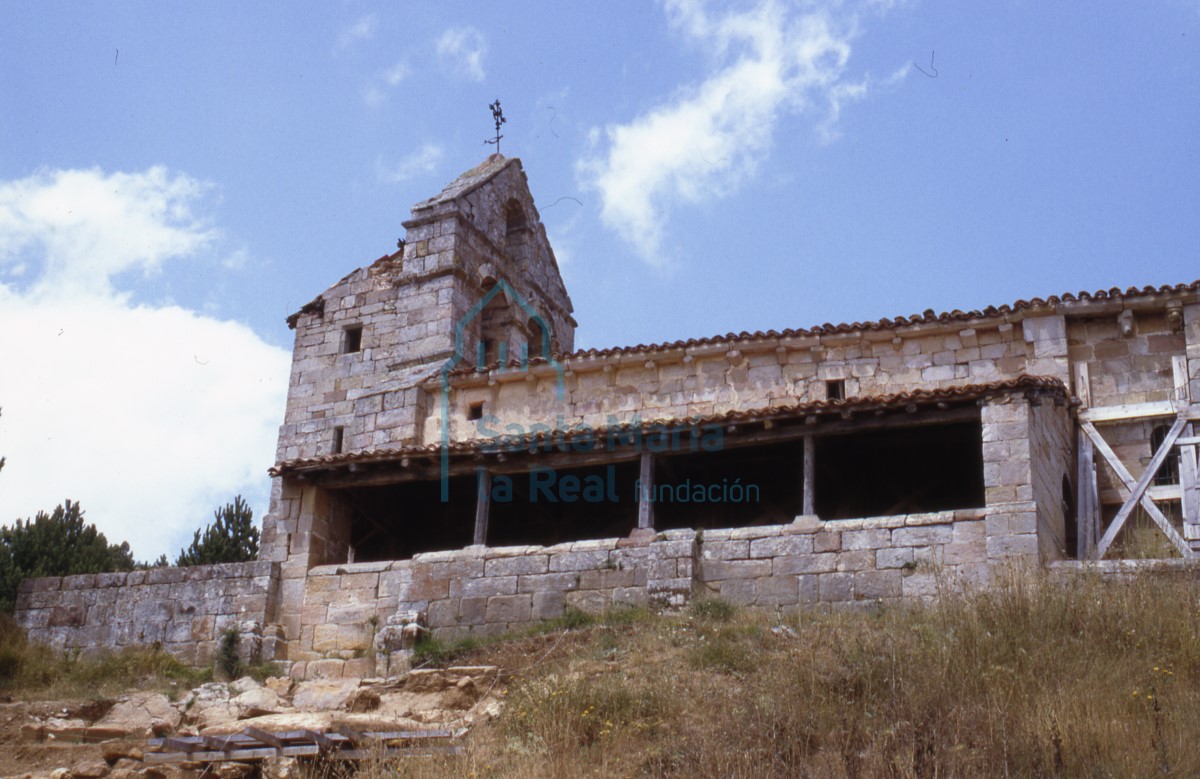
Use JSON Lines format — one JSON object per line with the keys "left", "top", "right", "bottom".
{"left": 485, "top": 99, "right": 506, "bottom": 153}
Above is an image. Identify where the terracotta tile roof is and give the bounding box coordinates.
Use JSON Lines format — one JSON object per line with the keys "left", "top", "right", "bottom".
{"left": 269, "top": 375, "right": 1068, "bottom": 476}
{"left": 453, "top": 280, "right": 1200, "bottom": 375}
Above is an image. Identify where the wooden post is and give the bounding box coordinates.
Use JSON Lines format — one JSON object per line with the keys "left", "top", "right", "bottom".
{"left": 1076, "top": 429, "right": 1099, "bottom": 559}
{"left": 473, "top": 468, "right": 491, "bottom": 546}
{"left": 1180, "top": 422, "right": 1199, "bottom": 544}
{"left": 1173, "top": 355, "right": 1190, "bottom": 404}
{"left": 638, "top": 453, "right": 655, "bottom": 529}
{"left": 803, "top": 435, "right": 815, "bottom": 516}
{"left": 1073, "top": 362, "right": 1092, "bottom": 407}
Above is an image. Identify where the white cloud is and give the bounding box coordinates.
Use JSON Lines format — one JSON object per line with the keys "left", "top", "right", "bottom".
{"left": 363, "top": 61, "right": 412, "bottom": 108}
{"left": 336, "top": 14, "right": 377, "bottom": 52}
{"left": 363, "top": 85, "right": 386, "bottom": 108}
{"left": 578, "top": 0, "right": 877, "bottom": 266}
{"left": 376, "top": 143, "right": 444, "bottom": 183}
{"left": 0, "top": 167, "right": 215, "bottom": 298}
{"left": 436, "top": 27, "right": 488, "bottom": 82}
{"left": 383, "top": 61, "right": 411, "bottom": 86}
{"left": 884, "top": 62, "right": 911, "bottom": 86}
{"left": 0, "top": 167, "right": 290, "bottom": 561}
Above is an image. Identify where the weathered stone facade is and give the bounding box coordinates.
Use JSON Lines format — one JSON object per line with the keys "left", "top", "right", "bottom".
{"left": 16, "top": 562, "right": 279, "bottom": 664}
{"left": 16, "top": 156, "right": 1200, "bottom": 679}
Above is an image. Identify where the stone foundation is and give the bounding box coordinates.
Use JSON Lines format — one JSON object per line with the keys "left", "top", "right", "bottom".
{"left": 281, "top": 508, "right": 988, "bottom": 679}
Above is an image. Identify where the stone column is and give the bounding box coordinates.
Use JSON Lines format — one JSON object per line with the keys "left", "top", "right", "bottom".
{"left": 981, "top": 397, "right": 1040, "bottom": 571}
{"left": 1021, "top": 313, "right": 1070, "bottom": 382}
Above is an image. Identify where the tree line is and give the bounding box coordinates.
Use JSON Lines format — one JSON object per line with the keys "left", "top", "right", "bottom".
{"left": 0, "top": 497, "right": 260, "bottom": 613}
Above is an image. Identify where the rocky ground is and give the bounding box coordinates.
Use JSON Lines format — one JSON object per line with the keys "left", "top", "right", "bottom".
{"left": 0, "top": 666, "right": 502, "bottom": 778}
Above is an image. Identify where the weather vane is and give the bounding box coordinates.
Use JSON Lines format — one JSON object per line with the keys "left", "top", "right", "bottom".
{"left": 485, "top": 99, "right": 506, "bottom": 153}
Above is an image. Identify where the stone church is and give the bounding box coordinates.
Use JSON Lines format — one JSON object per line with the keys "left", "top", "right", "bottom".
{"left": 16, "top": 155, "right": 1200, "bottom": 679}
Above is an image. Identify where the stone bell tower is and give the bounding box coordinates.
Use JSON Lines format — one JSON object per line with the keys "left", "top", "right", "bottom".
{"left": 260, "top": 154, "right": 575, "bottom": 570}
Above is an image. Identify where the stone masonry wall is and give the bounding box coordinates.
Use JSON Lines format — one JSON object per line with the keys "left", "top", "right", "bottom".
{"left": 15, "top": 562, "right": 279, "bottom": 666}
{"left": 275, "top": 157, "right": 574, "bottom": 467}
{"left": 982, "top": 398, "right": 1041, "bottom": 566}
{"left": 438, "top": 314, "right": 1070, "bottom": 445}
{"left": 288, "top": 509, "right": 986, "bottom": 680}
{"left": 1029, "top": 398, "right": 1074, "bottom": 561}
{"left": 981, "top": 395, "right": 1072, "bottom": 566}
{"left": 1067, "top": 309, "right": 1186, "bottom": 407}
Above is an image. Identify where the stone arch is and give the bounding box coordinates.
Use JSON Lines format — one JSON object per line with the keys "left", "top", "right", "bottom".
{"left": 479, "top": 280, "right": 515, "bottom": 367}
{"left": 504, "top": 198, "right": 528, "bottom": 235}
{"left": 526, "top": 315, "right": 548, "bottom": 359}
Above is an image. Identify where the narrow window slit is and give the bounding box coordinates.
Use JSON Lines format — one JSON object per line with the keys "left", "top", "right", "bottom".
{"left": 343, "top": 326, "right": 363, "bottom": 354}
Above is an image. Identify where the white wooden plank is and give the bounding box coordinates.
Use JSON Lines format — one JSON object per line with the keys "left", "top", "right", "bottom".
{"left": 1093, "top": 415, "right": 1192, "bottom": 559}
{"left": 1173, "top": 355, "right": 1191, "bottom": 404}
{"left": 1101, "top": 485, "right": 1185, "bottom": 504}
{"left": 1079, "top": 400, "right": 1178, "bottom": 424}
{"left": 1180, "top": 423, "right": 1199, "bottom": 541}
{"left": 1073, "top": 362, "right": 1091, "bottom": 407}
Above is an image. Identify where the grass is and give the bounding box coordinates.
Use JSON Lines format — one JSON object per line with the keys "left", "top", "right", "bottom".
{"left": 322, "top": 567, "right": 1200, "bottom": 778}
{"left": 9, "top": 569, "right": 1200, "bottom": 777}
{"left": 1113, "top": 507, "right": 1185, "bottom": 559}
{"left": 412, "top": 605, "right": 655, "bottom": 668}
{"left": 0, "top": 612, "right": 210, "bottom": 697}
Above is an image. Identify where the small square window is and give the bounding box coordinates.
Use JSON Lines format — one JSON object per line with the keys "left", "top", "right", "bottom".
{"left": 826, "top": 379, "right": 846, "bottom": 401}
{"left": 343, "top": 326, "right": 363, "bottom": 354}
{"left": 332, "top": 426, "right": 345, "bottom": 454}
{"left": 467, "top": 402, "right": 484, "bottom": 421}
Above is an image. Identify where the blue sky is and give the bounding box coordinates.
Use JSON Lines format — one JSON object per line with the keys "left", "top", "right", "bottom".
{"left": 1, "top": 0, "right": 1197, "bottom": 559}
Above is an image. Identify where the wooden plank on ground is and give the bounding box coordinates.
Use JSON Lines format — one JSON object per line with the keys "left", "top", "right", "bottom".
{"left": 160, "top": 736, "right": 202, "bottom": 753}
{"left": 242, "top": 726, "right": 283, "bottom": 749}
{"left": 368, "top": 729, "right": 455, "bottom": 740}
{"left": 300, "top": 729, "right": 338, "bottom": 750}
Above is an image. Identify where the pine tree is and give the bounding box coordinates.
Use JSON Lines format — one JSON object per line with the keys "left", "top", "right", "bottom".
{"left": 0, "top": 500, "right": 136, "bottom": 612}
{"left": 176, "top": 496, "right": 260, "bottom": 567}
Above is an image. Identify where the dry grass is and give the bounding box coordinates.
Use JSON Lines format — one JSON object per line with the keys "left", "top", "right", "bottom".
{"left": 0, "top": 612, "right": 210, "bottom": 698}
{"left": 323, "top": 567, "right": 1200, "bottom": 778}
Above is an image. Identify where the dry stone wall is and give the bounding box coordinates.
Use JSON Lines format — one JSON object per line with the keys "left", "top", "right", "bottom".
{"left": 15, "top": 562, "right": 280, "bottom": 666}
{"left": 286, "top": 509, "right": 989, "bottom": 680}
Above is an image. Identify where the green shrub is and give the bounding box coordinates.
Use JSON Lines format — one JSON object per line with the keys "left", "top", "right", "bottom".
{"left": 217, "top": 628, "right": 242, "bottom": 680}
{"left": 687, "top": 597, "right": 736, "bottom": 622}
{"left": 412, "top": 633, "right": 483, "bottom": 666}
